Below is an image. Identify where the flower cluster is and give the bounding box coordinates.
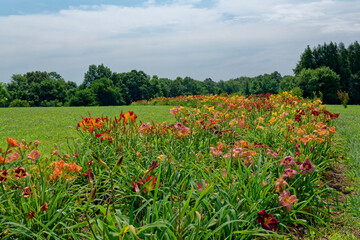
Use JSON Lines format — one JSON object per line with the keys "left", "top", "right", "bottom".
{"left": 130, "top": 92, "right": 340, "bottom": 234}
{"left": 49, "top": 160, "right": 82, "bottom": 181}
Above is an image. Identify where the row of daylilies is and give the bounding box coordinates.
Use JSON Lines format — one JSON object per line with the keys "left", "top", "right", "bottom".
{"left": 0, "top": 92, "right": 342, "bottom": 239}
{"left": 132, "top": 93, "right": 341, "bottom": 233}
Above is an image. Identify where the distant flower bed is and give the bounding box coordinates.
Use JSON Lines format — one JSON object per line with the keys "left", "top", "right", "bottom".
{"left": 0, "top": 92, "right": 341, "bottom": 239}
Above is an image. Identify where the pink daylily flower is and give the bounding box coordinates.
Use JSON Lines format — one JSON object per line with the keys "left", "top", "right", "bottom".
{"left": 300, "top": 159, "right": 316, "bottom": 174}
{"left": 282, "top": 168, "right": 297, "bottom": 179}
{"left": 280, "top": 156, "right": 295, "bottom": 167}
{"left": 7, "top": 152, "right": 20, "bottom": 162}
{"left": 279, "top": 190, "right": 299, "bottom": 211}
{"left": 27, "top": 150, "right": 40, "bottom": 162}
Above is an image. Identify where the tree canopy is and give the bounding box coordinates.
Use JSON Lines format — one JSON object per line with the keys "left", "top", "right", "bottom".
{"left": 1, "top": 41, "right": 360, "bottom": 107}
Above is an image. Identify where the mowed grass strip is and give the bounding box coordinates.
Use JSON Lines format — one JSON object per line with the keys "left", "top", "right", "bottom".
{"left": 326, "top": 105, "right": 360, "bottom": 181}
{"left": 0, "top": 105, "right": 175, "bottom": 153}
{"left": 326, "top": 105, "right": 360, "bottom": 233}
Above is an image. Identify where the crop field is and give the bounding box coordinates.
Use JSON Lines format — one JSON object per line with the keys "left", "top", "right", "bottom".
{"left": 0, "top": 93, "right": 358, "bottom": 239}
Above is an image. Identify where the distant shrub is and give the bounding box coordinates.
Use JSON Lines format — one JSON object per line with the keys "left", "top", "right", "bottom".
{"left": 69, "top": 89, "right": 98, "bottom": 106}
{"left": 337, "top": 90, "right": 350, "bottom": 108}
{"left": 40, "top": 100, "right": 63, "bottom": 107}
{"left": 9, "top": 99, "right": 30, "bottom": 107}
{"left": 0, "top": 97, "right": 9, "bottom": 107}
{"left": 291, "top": 87, "right": 303, "bottom": 98}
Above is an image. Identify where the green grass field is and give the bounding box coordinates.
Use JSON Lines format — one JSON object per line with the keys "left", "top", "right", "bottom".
{"left": 326, "top": 105, "right": 360, "bottom": 181}
{"left": 326, "top": 105, "right": 360, "bottom": 229}
{"left": 0, "top": 105, "right": 175, "bottom": 153}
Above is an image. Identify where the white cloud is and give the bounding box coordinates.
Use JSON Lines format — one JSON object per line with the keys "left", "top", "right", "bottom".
{"left": 266, "top": 0, "right": 360, "bottom": 32}
{"left": 0, "top": 0, "right": 359, "bottom": 83}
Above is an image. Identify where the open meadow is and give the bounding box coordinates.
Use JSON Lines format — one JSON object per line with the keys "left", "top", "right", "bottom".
{"left": 0, "top": 105, "right": 175, "bottom": 154}
{"left": 0, "top": 94, "right": 359, "bottom": 239}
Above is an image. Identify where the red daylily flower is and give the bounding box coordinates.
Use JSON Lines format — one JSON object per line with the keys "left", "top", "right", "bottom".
{"left": 294, "top": 114, "right": 301, "bottom": 122}
{"left": 131, "top": 181, "right": 141, "bottom": 193}
{"left": 13, "top": 167, "right": 29, "bottom": 180}
{"left": 331, "top": 113, "right": 340, "bottom": 119}
{"left": 40, "top": 202, "right": 49, "bottom": 212}
{"left": 95, "top": 131, "right": 113, "bottom": 143}
{"left": 145, "top": 161, "right": 159, "bottom": 175}
{"left": 83, "top": 169, "right": 94, "bottom": 185}
{"left": 144, "top": 175, "right": 162, "bottom": 193}
{"left": 0, "top": 170, "right": 9, "bottom": 183}
{"left": 27, "top": 210, "right": 37, "bottom": 220}
{"left": 257, "top": 210, "right": 279, "bottom": 231}
{"left": 22, "top": 186, "right": 33, "bottom": 198}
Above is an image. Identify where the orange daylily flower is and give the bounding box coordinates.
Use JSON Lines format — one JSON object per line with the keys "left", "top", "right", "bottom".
{"left": 7, "top": 137, "right": 18, "bottom": 148}
{"left": 296, "top": 127, "right": 305, "bottom": 137}
{"left": 275, "top": 177, "right": 289, "bottom": 193}
{"left": 19, "top": 143, "right": 27, "bottom": 151}
{"left": 299, "top": 135, "right": 312, "bottom": 145}
{"left": 49, "top": 160, "right": 82, "bottom": 180}
{"left": 27, "top": 210, "right": 37, "bottom": 220}
{"left": 314, "top": 128, "right": 329, "bottom": 137}
{"left": 67, "top": 162, "right": 82, "bottom": 173}
{"left": 329, "top": 126, "right": 336, "bottom": 133}
{"left": 256, "top": 125, "right": 264, "bottom": 130}
{"left": 120, "top": 111, "right": 137, "bottom": 124}
{"left": 0, "top": 155, "right": 8, "bottom": 164}
{"left": 77, "top": 117, "right": 108, "bottom": 134}
{"left": 239, "top": 140, "right": 250, "bottom": 148}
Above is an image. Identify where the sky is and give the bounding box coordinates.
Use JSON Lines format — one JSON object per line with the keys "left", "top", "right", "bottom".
{"left": 0, "top": 0, "right": 359, "bottom": 84}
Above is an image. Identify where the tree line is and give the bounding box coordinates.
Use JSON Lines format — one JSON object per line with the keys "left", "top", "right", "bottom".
{"left": 0, "top": 41, "right": 359, "bottom": 107}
